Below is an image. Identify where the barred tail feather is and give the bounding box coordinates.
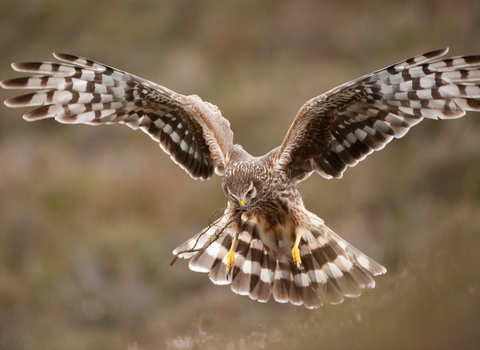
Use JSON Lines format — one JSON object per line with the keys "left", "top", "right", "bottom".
{"left": 173, "top": 213, "right": 386, "bottom": 309}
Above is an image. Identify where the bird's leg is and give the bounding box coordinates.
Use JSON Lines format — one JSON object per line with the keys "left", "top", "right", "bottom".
{"left": 226, "top": 232, "right": 239, "bottom": 275}
{"left": 291, "top": 231, "right": 303, "bottom": 269}
{"left": 226, "top": 213, "right": 244, "bottom": 275}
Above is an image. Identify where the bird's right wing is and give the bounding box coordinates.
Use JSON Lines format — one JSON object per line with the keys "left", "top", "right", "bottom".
{"left": 1, "top": 53, "right": 235, "bottom": 180}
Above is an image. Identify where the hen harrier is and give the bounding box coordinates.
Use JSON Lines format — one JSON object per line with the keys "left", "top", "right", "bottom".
{"left": 2, "top": 48, "right": 480, "bottom": 308}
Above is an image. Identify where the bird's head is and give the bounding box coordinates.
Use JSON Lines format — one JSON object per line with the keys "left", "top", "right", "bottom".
{"left": 222, "top": 162, "right": 265, "bottom": 211}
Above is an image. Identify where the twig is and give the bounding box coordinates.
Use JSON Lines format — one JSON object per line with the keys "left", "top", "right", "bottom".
{"left": 169, "top": 210, "right": 239, "bottom": 266}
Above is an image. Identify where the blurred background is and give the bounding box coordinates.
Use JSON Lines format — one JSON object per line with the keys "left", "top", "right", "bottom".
{"left": 1, "top": 0, "right": 480, "bottom": 349}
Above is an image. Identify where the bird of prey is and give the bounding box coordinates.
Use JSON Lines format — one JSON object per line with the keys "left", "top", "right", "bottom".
{"left": 2, "top": 48, "right": 479, "bottom": 308}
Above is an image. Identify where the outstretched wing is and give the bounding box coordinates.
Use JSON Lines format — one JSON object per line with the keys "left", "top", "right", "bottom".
{"left": 276, "top": 48, "right": 480, "bottom": 180}
{"left": 1, "top": 53, "right": 235, "bottom": 180}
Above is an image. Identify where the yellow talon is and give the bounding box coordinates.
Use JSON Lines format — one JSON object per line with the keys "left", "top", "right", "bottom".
{"left": 226, "top": 233, "right": 239, "bottom": 275}
{"left": 291, "top": 232, "right": 303, "bottom": 268}
{"left": 226, "top": 250, "right": 236, "bottom": 274}
{"left": 291, "top": 245, "right": 302, "bottom": 268}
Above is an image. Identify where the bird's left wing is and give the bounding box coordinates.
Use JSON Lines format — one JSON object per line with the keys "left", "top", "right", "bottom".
{"left": 1, "top": 53, "right": 235, "bottom": 180}
{"left": 275, "top": 48, "right": 480, "bottom": 181}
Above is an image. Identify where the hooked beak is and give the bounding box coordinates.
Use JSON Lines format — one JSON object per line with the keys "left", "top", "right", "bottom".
{"left": 239, "top": 199, "right": 246, "bottom": 207}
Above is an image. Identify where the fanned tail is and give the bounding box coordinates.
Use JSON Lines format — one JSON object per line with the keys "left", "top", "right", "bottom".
{"left": 172, "top": 211, "right": 385, "bottom": 309}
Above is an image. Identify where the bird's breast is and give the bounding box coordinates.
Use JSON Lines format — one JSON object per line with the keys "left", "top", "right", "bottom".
{"left": 245, "top": 199, "right": 297, "bottom": 257}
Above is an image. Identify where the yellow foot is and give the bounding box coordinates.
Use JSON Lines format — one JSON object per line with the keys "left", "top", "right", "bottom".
{"left": 291, "top": 245, "right": 302, "bottom": 269}
{"left": 226, "top": 250, "right": 236, "bottom": 275}
{"left": 226, "top": 233, "right": 239, "bottom": 275}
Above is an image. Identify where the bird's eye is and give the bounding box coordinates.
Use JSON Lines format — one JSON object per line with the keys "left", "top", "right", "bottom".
{"left": 246, "top": 189, "right": 253, "bottom": 197}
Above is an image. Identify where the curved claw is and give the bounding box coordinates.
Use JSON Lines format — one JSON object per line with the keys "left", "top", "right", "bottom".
{"left": 226, "top": 250, "right": 236, "bottom": 274}
{"left": 226, "top": 233, "right": 239, "bottom": 275}
{"left": 291, "top": 245, "right": 302, "bottom": 268}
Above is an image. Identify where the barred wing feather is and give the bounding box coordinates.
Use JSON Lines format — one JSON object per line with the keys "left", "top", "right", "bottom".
{"left": 278, "top": 48, "right": 480, "bottom": 180}
{"left": 1, "top": 53, "right": 235, "bottom": 180}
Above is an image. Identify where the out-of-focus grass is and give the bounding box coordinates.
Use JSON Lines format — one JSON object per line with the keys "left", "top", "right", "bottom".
{"left": 1, "top": 1, "right": 480, "bottom": 349}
